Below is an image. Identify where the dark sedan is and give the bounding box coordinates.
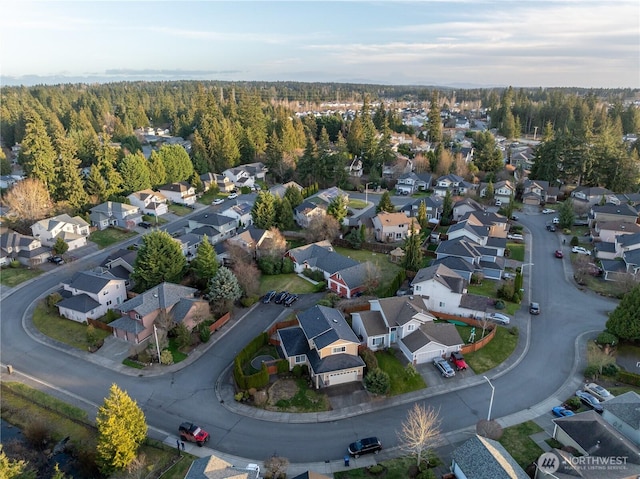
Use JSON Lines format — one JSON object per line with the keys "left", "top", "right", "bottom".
{"left": 348, "top": 437, "right": 382, "bottom": 458}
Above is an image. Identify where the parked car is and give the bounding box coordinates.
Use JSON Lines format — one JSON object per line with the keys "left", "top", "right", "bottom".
{"left": 571, "top": 246, "right": 591, "bottom": 255}
{"left": 529, "top": 302, "right": 540, "bottom": 315}
{"left": 575, "top": 390, "right": 603, "bottom": 413}
{"left": 48, "top": 255, "right": 64, "bottom": 265}
{"left": 179, "top": 422, "right": 210, "bottom": 446}
{"left": 547, "top": 224, "right": 557, "bottom": 232}
{"left": 494, "top": 199, "right": 502, "bottom": 206}
{"left": 212, "top": 198, "right": 224, "bottom": 205}
{"left": 450, "top": 351, "right": 468, "bottom": 371}
{"left": 555, "top": 250, "right": 564, "bottom": 258}
{"left": 511, "top": 215, "right": 519, "bottom": 221}
{"left": 284, "top": 294, "right": 299, "bottom": 307}
{"left": 228, "top": 192, "right": 238, "bottom": 200}
{"left": 434, "top": 358, "right": 456, "bottom": 378}
{"left": 542, "top": 208, "right": 555, "bottom": 214}
{"left": 274, "top": 291, "right": 289, "bottom": 304}
{"left": 584, "top": 383, "right": 614, "bottom": 402}
{"left": 138, "top": 221, "right": 152, "bottom": 229}
{"left": 552, "top": 406, "right": 575, "bottom": 417}
{"left": 348, "top": 437, "right": 382, "bottom": 458}
{"left": 552, "top": 217, "right": 560, "bottom": 224}
{"left": 262, "top": 290, "right": 276, "bottom": 304}
{"left": 486, "top": 312, "right": 511, "bottom": 325}
{"left": 507, "top": 233, "right": 524, "bottom": 241}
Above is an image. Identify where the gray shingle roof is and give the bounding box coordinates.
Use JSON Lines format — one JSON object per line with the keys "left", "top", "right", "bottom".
{"left": 297, "top": 305, "right": 360, "bottom": 348}
{"left": 56, "top": 293, "right": 100, "bottom": 314}
{"left": 185, "top": 454, "right": 259, "bottom": 479}
{"left": 354, "top": 310, "right": 387, "bottom": 337}
{"left": 602, "top": 391, "right": 640, "bottom": 429}
{"left": 332, "top": 262, "right": 369, "bottom": 289}
{"left": 460, "top": 294, "right": 492, "bottom": 312}
{"left": 119, "top": 282, "right": 197, "bottom": 317}
{"left": 64, "top": 271, "right": 118, "bottom": 294}
{"left": 591, "top": 203, "right": 638, "bottom": 217}
{"left": 431, "top": 256, "right": 475, "bottom": 273}
{"left": 287, "top": 241, "right": 358, "bottom": 275}
{"left": 306, "top": 349, "right": 365, "bottom": 374}
{"left": 191, "top": 212, "right": 236, "bottom": 227}
{"left": 401, "top": 322, "right": 463, "bottom": 352}
{"left": 375, "top": 296, "right": 429, "bottom": 327}
{"left": 451, "top": 435, "right": 529, "bottom": 479}
{"left": 278, "top": 326, "right": 310, "bottom": 357}
{"left": 412, "top": 263, "right": 466, "bottom": 294}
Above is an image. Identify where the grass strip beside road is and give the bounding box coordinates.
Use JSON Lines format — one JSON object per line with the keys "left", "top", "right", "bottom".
{"left": 463, "top": 326, "right": 519, "bottom": 374}
{"left": 499, "top": 421, "right": 544, "bottom": 468}
{"left": 33, "top": 301, "right": 110, "bottom": 350}
{"left": 0, "top": 266, "right": 42, "bottom": 286}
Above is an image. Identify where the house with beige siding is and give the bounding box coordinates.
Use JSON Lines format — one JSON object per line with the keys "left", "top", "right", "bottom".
{"left": 157, "top": 182, "right": 196, "bottom": 206}
{"left": 371, "top": 212, "right": 420, "bottom": 242}
{"left": 57, "top": 271, "right": 127, "bottom": 324}
{"left": 127, "top": 189, "right": 169, "bottom": 217}
{"left": 277, "top": 305, "right": 365, "bottom": 389}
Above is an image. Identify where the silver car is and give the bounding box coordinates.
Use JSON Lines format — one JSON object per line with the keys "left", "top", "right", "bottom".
{"left": 584, "top": 383, "right": 614, "bottom": 402}
{"left": 434, "top": 358, "right": 455, "bottom": 378}
{"left": 486, "top": 312, "right": 511, "bottom": 325}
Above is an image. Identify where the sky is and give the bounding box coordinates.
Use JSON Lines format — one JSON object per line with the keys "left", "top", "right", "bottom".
{"left": 1, "top": 0, "right": 638, "bottom": 88}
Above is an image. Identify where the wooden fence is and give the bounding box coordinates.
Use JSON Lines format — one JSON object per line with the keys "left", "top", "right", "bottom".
{"left": 209, "top": 312, "right": 231, "bottom": 333}
{"left": 432, "top": 312, "right": 497, "bottom": 353}
{"left": 87, "top": 318, "right": 113, "bottom": 333}
{"left": 267, "top": 318, "right": 299, "bottom": 346}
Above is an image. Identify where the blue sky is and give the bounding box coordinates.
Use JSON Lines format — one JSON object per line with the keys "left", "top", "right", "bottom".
{"left": 1, "top": 1, "right": 638, "bottom": 88}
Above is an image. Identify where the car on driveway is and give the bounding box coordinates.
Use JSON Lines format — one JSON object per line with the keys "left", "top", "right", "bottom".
{"left": 555, "top": 250, "right": 564, "bottom": 258}
{"left": 486, "top": 312, "right": 511, "bottom": 325}
{"left": 575, "top": 390, "right": 603, "bottom": 413}
{"left": 529, "top": 302, "right": 540, "bottom": 315}
{"left": 542, "top": 208, "right": 555, "bottom": 214}
{"left": 284, "top": 294, "right": 298, "bottom": 307}
{"left": 48, "top": 255, "right": 64, "bottom": 265}
{"left": 547, "top": 224, "right": 557, "bottom": 232}
{"left": 262, "top": 290, "right": 276, "bottom": 304}
{"left": 572, "top": 246, "right": 591, "bottom": 255}
{"left": 450, "top": 351, "right": 468, "bottom": 371}
{"left": 228, "top": 192, "right": 238, "bottom": 200}
{"left": 584, "top": 383, "right": 614, "bottom": 402}
{"left": 179, "top": 422, "right": 210, "bottom": 446}
{"left": 212, "top": 198, "right": 224, "bottom": 205}
{"left": 273, "top": 291, "right": 288, "bottom": 304}
{"left": 348, "top": 437, "right": 382, "bottom": 458}
{"left": 552, "top": 406, "right": 575, "bottom": 417}
{"left": 434, "top": 358, "right": 456, "bottom": 378}
{"left": 507, "top": 234, "right": 524, "bottom": 241}
{"left": 138, "top": 221, "right": 152, "bottom": 229}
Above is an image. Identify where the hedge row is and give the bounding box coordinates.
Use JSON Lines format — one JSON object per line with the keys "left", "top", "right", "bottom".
{"left": 618, "top": 370, "right": 640, "bottom": 387}
{"left": 233, "top": 332, "right": 270, "bottom": 390}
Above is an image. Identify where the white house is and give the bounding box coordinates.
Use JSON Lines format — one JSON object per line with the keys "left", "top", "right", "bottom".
{"left": 31, "top": 214, "right": 90, "bottom": 250}
{"left": 127, "top": 189, "right": 168, "bottom": 217}
{"left": 221, "top": 201, "right": 253, "bottom": 227}
{"left": 0, "top": 230, "right": 51, "bottom": 266}
{"left": 89, "top": 201, "right": 142, "bottom": 230}
{"left": 157, "top": 182, "right": 196, "bottom": 206}
{"left": 57, "top": 271, "right": 127, "bottom": 323}
{"left": 602, "top": 391, "right": 640, "bottom": 446}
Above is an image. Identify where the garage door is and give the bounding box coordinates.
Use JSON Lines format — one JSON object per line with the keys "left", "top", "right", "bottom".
{"left": 415, "top": 351, "right": 441, "bottom": 364}
{"left": 326, "top": 370, "right": 358, "bottom": 386}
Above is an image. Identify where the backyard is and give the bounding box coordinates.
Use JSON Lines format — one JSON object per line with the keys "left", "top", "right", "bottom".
{"left": 0, "top": 265, "right": 43, "bottom": 286}
{"left": 333, "top": 246, "right": 404, "bottom": 295}
{"left": 88, "top": 227, "right": 137, "bottom": 248}
{"left": 458, "top": 325, "right": 519, "bottom": 374}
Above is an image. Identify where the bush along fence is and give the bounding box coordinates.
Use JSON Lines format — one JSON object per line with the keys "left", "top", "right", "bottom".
{"left": 233, "top": 332, "right": 288, "bottom": 390}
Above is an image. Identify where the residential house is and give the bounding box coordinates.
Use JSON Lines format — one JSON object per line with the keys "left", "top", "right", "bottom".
{"left": 31, "top": 214, "right": 90, "bottom": 250}
{"left": 479, "top": 180, "right": 515, "bottom": 204}
{"left": 286, "top": 240, "right": 357, "bottom": 276}
{"left": 395, "top": 172, "right": 433, "bottom": 195}
{"left": 157, "top": 182, "right": 196, "bottom": 206}
{"left": 199, "top": 172, "right": 235, "bottom": 193}
{"left": 57, "top": 271, "right": 127, "bottom": 323}
{"left": 593, "top": 221, "right": 640, "bottom": 243}
{"left": 184, "top": 454, "right": 260, "bottom": 479}
{"left": 571, "top": 186, "right": 616, "bottom": 207}
{"left": 173, "top": 233, "right": 203, "bottom": 261}
{"left": 459, "top": 211, "right": 509, "bottom": 238}
{"left": 435, "top": 237, "right": 504, "bottom": 280}
{"left": 347, "top": 157, "right": 363, "bottom": 177}
{"left": 226, "top": 226, "right": 272, "bottom": 258}
{"left": 430, "top": 256, "right": 476, "bottom": 282}
{"left": 382, "top": 156, "right": 413, "bottom": 180}
{"left": 451, "top": 435, "right": 529, "bottom": 479}
{"left": 269, "top": 181, "right": 303, "bottom": 198}
{"left": 221, "top": 201, "right": 253, "bottom": 227}
{"left": 521, "top": 179, "right": 551, "bottom": 206}
{"left": 371, "top": 212, "right": 420, "bottom": 242}
{"left": 548, "top": 410, "right": 640, "bottom": 478}
{"left": 0, "top": 175, "right": 18, "bottom": 189}
{"left": 96, "top": 248, "right": 137, "bottom": 287}
{"left": 589, "top": 203, "right": 638, "bottom": 228}
{"left": 110, "top": 282, "right": 209, "bottom": 344}
{"left": 602, "top": 391, "right": 640, "bottom": 446}
{"left": 312, "top": 186, "right": 349, "bottom": 207}
{"left": 223, "top": 162, "right": 267, "bottom": 189}
{"left": 453, "top": 198, "right": 485, "bottom": 222}
{"left": 327, "top": 261, "right": 372, "bottom": 299}
{"left": 0, "top": 230, "right": 51, "bottom": 266}
{"left": 127, "top": 189, "right": 169, "bottom": 217}
{"left": 351, "top": 296, "right": 464, "bottom": 364}
{"left": 294, "top": 201, "right": 326, "bottom": 228}
{"left": 277, "top": 305, "right": 365, "bottom": 388}
{"left": 433, "top": 174, "right": 474, "bottom": 197}
{"left": 400, "top": 196, "right": 442, "bottom": 222}
{"left": 89, "top": 201, "right": 142, "bottom": 230}
{"left": 185, "top": 212, "right": 237, "bottom": 245}
{"left": 290, "top": 472, "right": 332, "bottom": 479}
{"left": 447, "top": 213, "right": 508, "bottom": 256}
{"left": 509, "top": 144, "right": 536, "bottom": 171}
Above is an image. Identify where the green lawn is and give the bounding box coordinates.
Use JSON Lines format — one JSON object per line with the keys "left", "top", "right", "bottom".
{"left": 499, "top": 421, "right": 544, "bottom": 468}
{"left": 467, "top": 282, "right": 520, "bottom": 316}
{"left": 508, "top": 243, "right": 525, "bottom": 261}
{"left": 335, "top": 456, "right": 435, "bottom": 479}
{"left": 89, "top": 227, "right": 137, "bottom": 248}
{"left": 198, "top": 189, "right": 218, "bottom": 204}
{"left": 333, "top": 246, "right": 404, "bottom": 295}
{"left": 259, "top": 274, "right": 320, "bottom": 295}
{"left": 375, "top": 349, "right": 426, "bottom": 395}
{"left": 168, "top": 337, "right": 188, "bottom": 363}
{"left": 32, "top": 301, "right": 110, "bottom": 350}
{"left": 463, "top": 326, "right": 519, "bottom": 374}
{"left": 348, "top": 199, "right": 368, "bottom": 209}
{"left": 142, "top": 214, "right": 168, "bottom": 225}
{"left": 0, "top": 266, "right": 43, "bottom": 286}
{"left": 169, "top": 204, "right": 193, "bottom": 216}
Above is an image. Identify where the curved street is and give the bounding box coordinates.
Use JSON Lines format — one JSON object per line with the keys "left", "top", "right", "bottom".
{"left": 0, "top": 206, "right": 618, "bottom": 466}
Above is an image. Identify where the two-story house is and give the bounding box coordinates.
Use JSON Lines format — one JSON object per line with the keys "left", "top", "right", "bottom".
{"left": 31, "top": 214, "right": 90, "bottom": 251}
{"left": 56, "top": 271, "right": 127, "bottom": 323}
{"left": 95, "top": 248, "right": 137, "bottom": 288}
{"left": 433, "top": 174, "right": 474, "bottom": 197}
{"left": 157, "top": 182, "right": 196, "bottom": 206}
{"left": 371, "top": 212, "right": 420, "bottom": 242}
{"left": 221, "top": 202, "right": 253, "bottom": 228}
{"left": 223, "top": 162, "right": 267, "bottom": 189}
{"left": 400, "top": 196, "right": 442, "bottom": 223}
{"left": 89, "top": 201, "right": 142, "bottom": 230}
{"left": 278, "top": 305, "right": 365, "bottom": 388}
{"left": 226, "top": 226, "right": 272, "bottom": 259}
{"left": 127, "top": 189, "right": 168, "bottom": 217}
{"left": 0, "top": 230, "right": 51, "bottom": 266}
{"left": 479, "top": 180, "right": 515, "bottom": 204}
{"left": 200, "top": 172, "right": 235, "bottom": 193}
{"left": 395, "top": 172, "right": 433, "bottom": 195}
{"left": 602, "top": 391, "right": 640, "bottom": 446}
{"left": 351, "top": 296, "right": 464, "bottom": 364}
{"left": 294, "top": 201, "right": 326, "bottom": 228}
{"left": 452, "top": 198, "right": 485, "bottom": 222}
{"left": 185, "top": 212, "right": 238, "bottom": 245}
{"left": 435, "top": 237, "right": 504, "bottom": 280}
{"left": 589, "top": 203, "right": 639, "bottom": 228}
{"left": 571, "top": 186, "right": 616, "bottom": 207}
{"left": 521, "top": 178, "right": 550, "bottom": 206}
{"left": 269, "top": 181, "right": 303, "bottom": 199}
{"left": 110, "top": 282, "right": 209, "bottom": 344}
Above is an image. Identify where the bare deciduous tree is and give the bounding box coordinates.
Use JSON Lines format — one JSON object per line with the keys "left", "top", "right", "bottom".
{"left": 263, "top": 455, "right": 289, "bottom": 479}
{"left": 4, "top": 178, "right": 53, "bottom": 226}
{"left": 362, "top": 261, "right": 382, "bottom": 294}
{"left": 305, "top": 215, "right": 340, "bottom": 243}
{"left": 587, "top": 341, "right": 615, "bottom": 376}
{"left": 259, "top": 227, "right": 288, "bottom": 259}
{"left": 232, "top": 260, "right": 261, "bottom": 297}
{"left": 476, "top": 419, "right": 503, "bottom": 440}
{"left": 397, "top": 403, "right": 441, "bottom": 466}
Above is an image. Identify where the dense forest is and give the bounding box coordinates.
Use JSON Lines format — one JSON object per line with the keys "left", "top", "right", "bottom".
{"left": 1, "top": 81, "right": 639, "bottom": 227}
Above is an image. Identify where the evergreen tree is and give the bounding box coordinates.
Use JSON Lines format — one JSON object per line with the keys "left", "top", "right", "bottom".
{"left": 96, "top": 384, "right": 147, "bottom": 475}
{"left": 131, "top": 230, "right": 187, "bottom": 291}
{"left": 473, "top": 131, "right": 504, "bottom": 173}
{"left": 118, "top": 152, "right": 152, "bottom": 194}
{"left": 606, "top": 284, "right": 640, "bottom": 341}
{"left": 296, "top": 135, "right": 317, "bottom": 186}
{"left": 427, "top": 90, "right": 442, "bottom": 144}
{"left": 0, "top": 447, "right": 36, "bottom": 479}
{"left": 327, "top": 194, "right": 348, "bottom": 225}
{"left": 52, "top": 135, "right": 89, "bottom": 210}
{"left": 208, "top": 266, "right": 242, "bottom": 314}
{"left": 417, "top": 201, "right": 428, "bottom": 230}
{"left": 19, "top": 110, "right": 56, "bottom": 190}
{"left": 0, "top": 149, "right": 12, "bottom": 175}
{"left": 403, "top": 221, "right": 423, "bottom": 272}
{"left": 376, "top": 191, "right": 395, "bottom": 213}
{"left": 251, "top": 191, "right": 277, "bottom": 230}
{"left": 284, "top": 185, "right": 304, "bottom": 208}
{"left": 190, "top": 236, "right": 218, "bottom": 290}
{"left": 157, "top": 144, "right": 194, "bottom": 183}
{"left": 441, "top": 190, "right": 453, "bottom": 226}
{"left": 558, "top": 199, "right": 575, "bottom": 230}
{"left": 275, "top": 197, "right": 294, "bottom": 231}
{"left": 485, "top": 181, "right": 495, "bottom": 200}
{"left": 95, "top": 135, "right": 123, "bottom": 198}
{"left": 148, "top": 151, "right": 168, "bottom": 187}
{"left": 85, "top": 164, "right": 108, "bottom": 202}
{"left": 265, "top": 130, "right": 286, "bottom": 181}
{"left": 53, "top": 237, "right": 69, "bottom": 255}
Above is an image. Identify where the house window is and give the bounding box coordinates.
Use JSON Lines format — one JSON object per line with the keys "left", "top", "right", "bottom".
{"left": 106, "top": 300, "right": 112, "bottom": 306}
{"left": 332, "top": 346, "right": 346, "bottom": 354}
{"left": 103, "top": 290, "right": 108, "bottom": 295}
{"left": 396, "top": 233, "right": 402, "bottom": 239}
{"left": 439, "top": 301, "right": 445, "bottom": 307}
{"left": 294, "top": 355, "right": 306, "bottom": 364}
{"left": 407, "top": 324, "right": 415, "bottom": 331}
{"left": 414, "top": 285, "right": 421, "bottom": 292}
{"left": 372, "top": 337, "right": 384, "bottom": 347}
{"left": 135, "top": 313, "right": 141, "bottom": 320}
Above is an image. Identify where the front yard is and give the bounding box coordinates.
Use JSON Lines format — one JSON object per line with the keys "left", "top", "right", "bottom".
{"left": 460, "top": 326, "right": 519, "bottom": 374}
{"left": 498, "top": 421, "right": 544, "bottom": 468}
{"left": 89, "top": 227, "right": 137, "bottom": 248}
{"left": 0, "top": 265, "right": 43, "bottom": 286}
{"left": 375, "top": 349, "right": 426, "bottom": 394}
{"left": 168, "top": 204, "right": 193, "bottom": 216}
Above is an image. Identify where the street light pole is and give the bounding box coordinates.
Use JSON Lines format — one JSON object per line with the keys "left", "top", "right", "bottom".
{"left": 365, "top": 182, "right": 373, "bottom": 206}
{"left": 153, "top": 324, "right": 161, "bottom": 363}
{"left": 483, "top": 376, "right": 495, "bottom": 421}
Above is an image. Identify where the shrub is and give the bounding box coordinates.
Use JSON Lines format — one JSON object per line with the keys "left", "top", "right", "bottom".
{"left": 570, "top": 236, "right": 579, "bottom": 247}
{"left": 618, "top": 370, "right": 640, "bottom": 386}
{"left": 364, "top": 368, "right": 390, "bottom": 395}
{"left": 601, "top": 363, "right": 620, "bottom": 376}
{"left": 405, "top": 363, "right": 419, "bottom": 378}
{"left": 497, "top": 283, "right": 514, "bottom": 301}
{"left": 258, "top": 257, "right": 280, "bottom": 275}
{"left": 584, "top": 365, "right": 599, "bottom": 379}
{"left": 276, "top": 359, "right": 289, "bottom": 374}
{"left": 303, "top": 269, "right": 325, "bottom": 282}
{"left": 23, "top": 419, "right": 52, "bottom": 450}
{"left": 86, "top": 325, "right": 99, "bottom": 347}
{"left": 9, "top": 259, "right": 20, "bottom": 268}
{"left": 360, "top": 348, "right": 379, "bottom": 371}
{"left": 103, "top": 309, "right": 120, "bottom": 324}
{"left": 494, "top": 300, "right": 505, "bottom": 310}
{"left": 46, "top": 292, "right": 63, "bottom": 309}
{"left": 566, "top": 397, "right": 581, "bottom": 410}
{"left": 173, "top": 323, "right": 191, "bottom": 349}
{"left": 596, "top": 332, "right": 618, "bottom": 346}
{"left": 292, "top": 364, "right": 303, "bottom": 378}
{"left": 160, "top": 349, "right": 174, "bottom": 365}
{"left": 234, "top": 392, "right": 244, "bottom": 401}
{"left": 281, "top": 258, "right": 294, "bottom": 274}
{"left": 198, "top": 323, "right": 211, "bottom": 343}
{"left": 241, "top": 295, "right": 259, "bottom": 307}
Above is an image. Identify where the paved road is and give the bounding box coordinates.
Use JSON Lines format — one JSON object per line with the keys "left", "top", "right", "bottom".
{"left": 0, "top": 204, "right": 617, "bottom": 465}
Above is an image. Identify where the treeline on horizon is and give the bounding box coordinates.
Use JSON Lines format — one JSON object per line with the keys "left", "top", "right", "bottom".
{"left": 1, "top": 80, "right": 639, "bottom": 229}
